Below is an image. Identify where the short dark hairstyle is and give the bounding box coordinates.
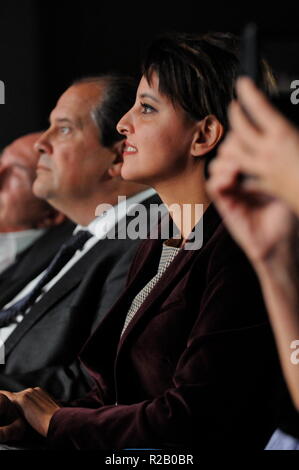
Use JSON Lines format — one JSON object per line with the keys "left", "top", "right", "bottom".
{"left": 142, "top": 32, "right": 277, "bottom": 174}
{"left": 73, "top": 74, "right": 137, "bottom": 148}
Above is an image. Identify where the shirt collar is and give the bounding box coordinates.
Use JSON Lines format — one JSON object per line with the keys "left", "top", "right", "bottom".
{"left": 0, "top": 228, "right": 46, "bottom": 255}
{"left": 75, "top": 189, "right": 156, "bottom": 239}
{"left": 0, "top": 228, "right": 46, "bottom": 274}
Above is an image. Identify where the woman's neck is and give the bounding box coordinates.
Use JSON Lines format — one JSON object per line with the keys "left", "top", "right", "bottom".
{"left": 155, "top": 176, "right": 211, "bottom": 240}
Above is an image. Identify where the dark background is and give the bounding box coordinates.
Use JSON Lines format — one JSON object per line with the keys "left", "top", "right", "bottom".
{"left": 1, "top": 1, "right": 299, "bottom": 147}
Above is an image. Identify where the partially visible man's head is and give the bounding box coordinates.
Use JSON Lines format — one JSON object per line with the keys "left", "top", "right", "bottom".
{"left": 0, "top": 133, "right": 63, "bottom": 233}
{"left": 33, "top": 75, "right": 141, "bottom": 223}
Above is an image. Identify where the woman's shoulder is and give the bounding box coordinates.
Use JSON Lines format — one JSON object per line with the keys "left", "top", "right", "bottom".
{"left": 192, "top": 217, "right": 255, "bottom": 280}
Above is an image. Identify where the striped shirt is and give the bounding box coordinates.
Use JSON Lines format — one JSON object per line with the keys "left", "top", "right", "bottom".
{"left": 121, "top": 239, "right": 181, "bottom": 336}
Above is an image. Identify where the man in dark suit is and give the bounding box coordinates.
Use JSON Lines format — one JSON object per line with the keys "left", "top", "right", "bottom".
{"left": 0, "top": 132, "right": 72, "bottom": 289}
{"left": 0, "top": 75, "right": 159, "bottom": 401}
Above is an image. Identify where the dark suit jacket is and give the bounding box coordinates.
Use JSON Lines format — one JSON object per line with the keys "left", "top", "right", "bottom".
{"left": 0, "top": 220, "right": 75, "bottom": 302}
{"left": 0, "top": 194, "right": 161, "bottom": 401}
{"left": 47, "top": 204, "right": 285, "bottom": 450}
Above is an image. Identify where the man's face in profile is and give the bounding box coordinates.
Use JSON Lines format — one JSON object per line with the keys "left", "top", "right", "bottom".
{"left": 33, "top": 83, "right": 117, "bottom": 207}
{"left": 0, "top": 133, "right": 50, "bottom": 232}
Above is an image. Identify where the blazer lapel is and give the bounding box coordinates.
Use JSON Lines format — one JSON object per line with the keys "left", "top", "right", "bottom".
{"left": 4, "top": 239, "right": 102, "bottom": 356}
{"left": 0, "top": 221, "right": 75, "bottom": 306}
{"left": 117, "top": 204, "right": 222, "bottom": 351}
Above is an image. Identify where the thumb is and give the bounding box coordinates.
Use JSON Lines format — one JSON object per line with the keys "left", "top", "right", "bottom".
{"left": 0, "top": 418, "right": 26, "bottom": 442}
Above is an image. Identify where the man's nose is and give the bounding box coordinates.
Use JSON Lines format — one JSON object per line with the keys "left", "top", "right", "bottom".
{"left": 33, "top": 131, "right": 51, "bottom": 154}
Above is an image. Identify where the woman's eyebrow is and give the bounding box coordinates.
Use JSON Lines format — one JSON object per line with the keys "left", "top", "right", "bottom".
{"left": 139, "top": 93, "right": 161, "bottom": 104}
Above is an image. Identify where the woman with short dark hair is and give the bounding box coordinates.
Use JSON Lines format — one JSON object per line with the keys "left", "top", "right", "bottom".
{"left": 0, "top": 32, "right": 285, "bottom": 451}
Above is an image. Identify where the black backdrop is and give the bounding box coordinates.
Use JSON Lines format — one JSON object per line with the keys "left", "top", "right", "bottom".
{"left": 1, "top": 0, "right": 299, "bottom": 147}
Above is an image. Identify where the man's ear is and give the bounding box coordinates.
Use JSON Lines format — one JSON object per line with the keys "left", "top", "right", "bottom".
{"left": 191, "top": 115, "right": 224, "bottom": 158}
{"left": 108, "top": 140, "right": 124, "bottom": 178}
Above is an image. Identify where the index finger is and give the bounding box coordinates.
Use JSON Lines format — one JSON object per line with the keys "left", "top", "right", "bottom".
{"left": 236, "top": 77, "right": 289, "bottom": 133}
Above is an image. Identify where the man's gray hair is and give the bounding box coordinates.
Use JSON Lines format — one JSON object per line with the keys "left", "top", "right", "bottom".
{"left": 72, "top": 74, "right": 137, "bottom": 147}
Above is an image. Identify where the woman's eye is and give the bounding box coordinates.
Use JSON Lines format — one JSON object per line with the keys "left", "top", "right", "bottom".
{"left": 141, "top": 103, "right": 156, "bottom": 114}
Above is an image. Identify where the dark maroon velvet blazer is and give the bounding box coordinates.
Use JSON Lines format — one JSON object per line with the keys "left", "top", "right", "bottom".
{"left": 47, "top": 204, "right": 284, "bottom": 450}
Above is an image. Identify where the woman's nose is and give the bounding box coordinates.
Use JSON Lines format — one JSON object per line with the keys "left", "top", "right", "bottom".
{"left": 117, "top": 112, "right": 132, "bottom": 136}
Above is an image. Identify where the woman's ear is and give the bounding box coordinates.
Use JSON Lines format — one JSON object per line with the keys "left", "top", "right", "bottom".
{"left": 191, "top": 115, "right": 224, "bottom": 158}
{"left": 108, "top": 140, "right": 125, "bottom": 178}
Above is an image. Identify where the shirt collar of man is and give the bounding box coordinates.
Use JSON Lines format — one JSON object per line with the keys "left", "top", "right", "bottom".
{"left": 0, "top": 228, "right": 46, "bottom": 274}
{"left": 75, "top": 188, "right": 156, "bottom": 240}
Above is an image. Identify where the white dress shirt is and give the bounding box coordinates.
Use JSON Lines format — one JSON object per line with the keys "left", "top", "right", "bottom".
{"left": 0, "top": 229, "right": 46, "bottom": 275}
{"left": 0, "top": 189, "right": 156, "bottom": 343}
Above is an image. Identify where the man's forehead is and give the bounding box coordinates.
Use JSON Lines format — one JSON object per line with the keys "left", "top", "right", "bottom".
{"left": 51, "top": 83, "right": 104, "bottom": 122}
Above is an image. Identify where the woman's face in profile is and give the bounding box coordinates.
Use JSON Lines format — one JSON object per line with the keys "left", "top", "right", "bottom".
{"left": 117, "top": 72, "right": 198, "bottom": 187}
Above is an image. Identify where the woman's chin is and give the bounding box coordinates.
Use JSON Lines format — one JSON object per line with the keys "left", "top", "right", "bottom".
{"left": 120, "top": 164, "right": 139, "bottom": 182}
{"left": 120, "top": 162, "right": 155, "bottom": 187}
